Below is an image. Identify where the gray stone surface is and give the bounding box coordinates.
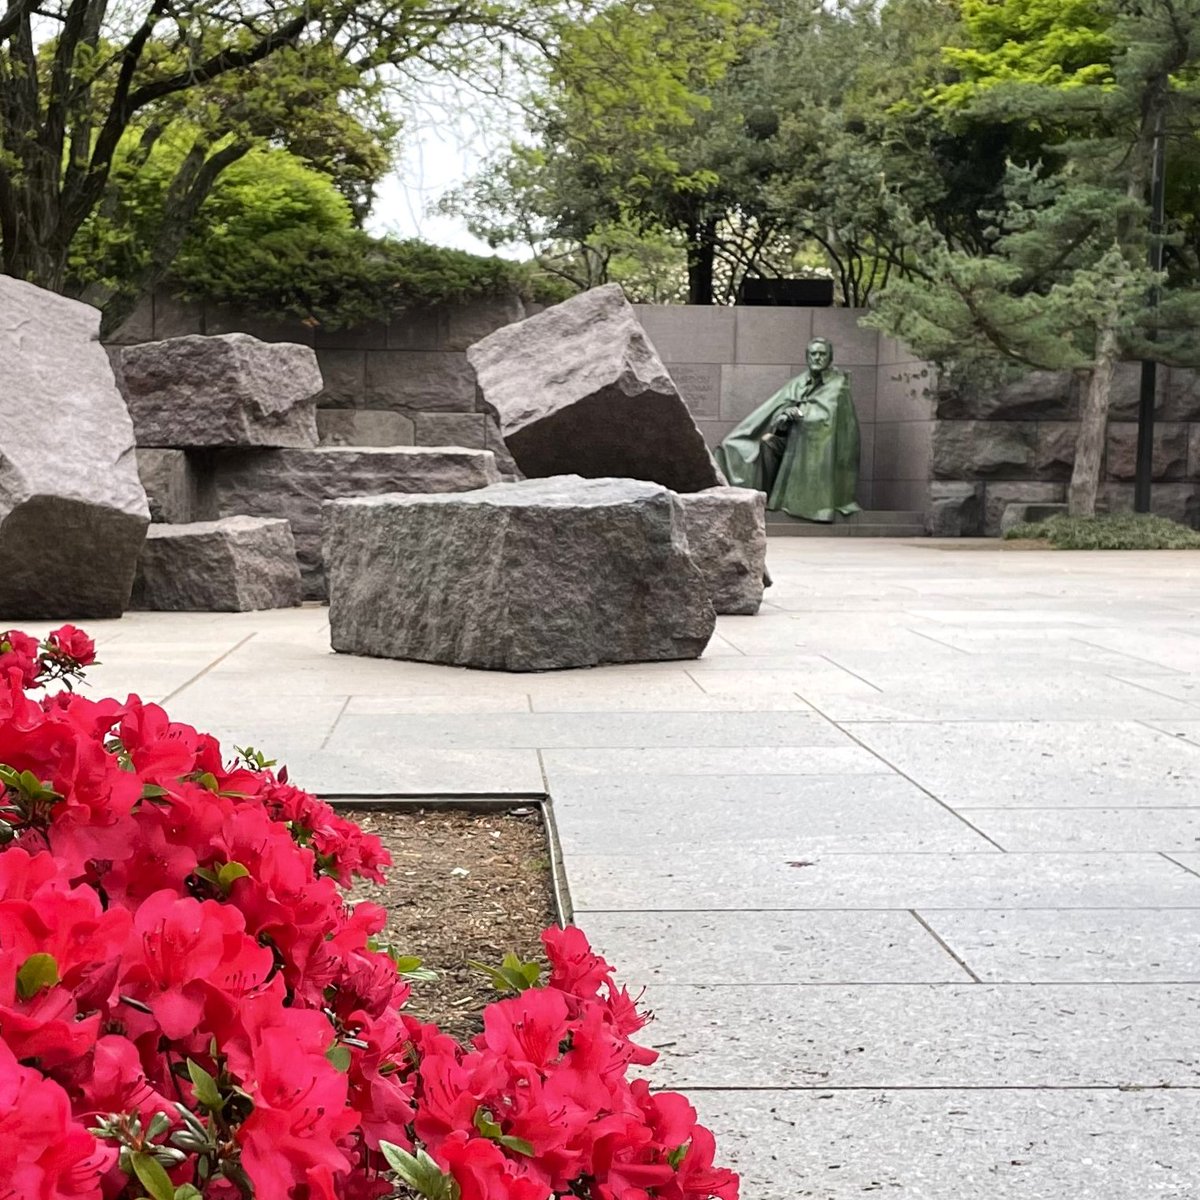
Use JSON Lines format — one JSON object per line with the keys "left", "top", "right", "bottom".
{"left": 675, "top": 486, "right": 766, "bottom": 614}
{"left": 694, "top": 1090, "right": 1200, "bottom": 1200}
{"left": 565, "top": 849, "right": 1200, "bottom": 910}
{"left": 120, "top": 333, "right": 321, "bottom": 448}
{"left": 926, "top": 481, "right": 982, "bottom": 536}
{"left": 551, "top": 774, "right": 994, "bottom": 854}
{"left": 999, "top": 501, "right": 1068, "bottom": 535}
{"left": 132, "top": 517, "right": 301, "bottom": 611}
{"left": 846, "top": 719, "right": 1200, "bottom": 808}
{"left": 933, "top": 420, "right": 1038, "bottom": 479}
{"left": 983, "top": 481, "right": 1066, "bottom": 535}
{"left": 543, "top": 745, "right": 883, "bottom": 779}
{"left": 639, "top": 982, "right": 1200, "bottom": 1089}
{"left": 413, "top": 412, "right": 487, "bottom": 448}
{"left": 324, "top": 475, "right": 716, "bottom": 670}
{"left": 579, "top": 910, "right": 971, "bottom": 984}
{"left": 467, "top": 285, "right": 723, "bottom": 492}
{"left": 363, "top": 350, "right": 475, "bottom": 411}
{"left": 924, "top": 909, "right": 1200, "bottom": 981}
{"left": 936, "top": 369, "right": 1076, "bottom": 420}
{"left": 0, "top": 275, "right": 149, "bottom": 617}
{"left": 1108, "top": 421, "right": 1189, "bottom": 480}
{"left": 316, "top": 409, "right": 414, "bottom": 446}
{"left": 136, "top": 448, "right": 201, "bottom": 523}
{"left": 209, "top": 446, "right": 500, "bottom": 597}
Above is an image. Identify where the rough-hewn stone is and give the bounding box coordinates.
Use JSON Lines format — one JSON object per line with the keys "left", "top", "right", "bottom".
{"left": 467, "top": 284, "right": 723, "bottom": 493}
{"left": 363, "top": 351, "right": 475, "bottom": 411}
{"left": 1106, "top": 422, "right": 1189, "bottom": 481}
{"left": 1101, "top": 482, "right": 1200, "bottom": 527}
{"left": 983, "top": 482, "right": 1066, "bottom": 537}
{"left": 675, "top": 487, "right": 767, "bottom": 615}
{"left": 132, "top": 517, "right": 302, "bottom": 611}
{"left": 933, "top": 421, "right": 1038, "bottom": 480}
{"left": 935, "top": 370, "right": 1075, "bottom": 421}
{"left": 136, "top": 449, "right": 202, "bottom": 523}
{"left": 413, "top": 413, "right": 487, "bottom": 449}
{"left": 0, "top": 276, "right": 149, "bottom": 617}
{"left": 1033, "top": 423, "right": 1077, "bottom": 481}
{"left": 316, "top": 410, "right": 414, "bottom": 447}
{"left": 324, "top": 476, "right": 716, "bottom": 671}
{"left": 1162, "top": 368, "right": 1200, "bottom": 422}
{"left": 121, "top": 333, "right": 321, "bottom": 448}
{"left": 1000, "top": 502, "right": 1069, "bottom": 536}
{"left": 927, "top": 482, "right": 983, "bottom": 537}
{"left": 210, "top": 446, "right": 501, "bottom": 598}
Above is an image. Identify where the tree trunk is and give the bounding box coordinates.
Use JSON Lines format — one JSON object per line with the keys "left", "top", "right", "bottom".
{"left": 686, "top": 218, "right": 717, "bottom": 305}
{"left": 1068, "top": 322, "right": 1120, "bottom": 517}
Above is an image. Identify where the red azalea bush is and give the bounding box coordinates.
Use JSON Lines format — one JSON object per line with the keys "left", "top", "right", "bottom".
{"left": 0, "top": 628, "right": 738, "bottom": 1200}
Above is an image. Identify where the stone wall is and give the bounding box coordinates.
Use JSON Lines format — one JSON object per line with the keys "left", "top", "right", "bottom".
{"left": 931, "top": 363, "right": 1200, "bottom": 535}
{"left": 633, "top": 305, "right": 934, "bottom": 512}
{"left": 111, "top": 295, "right": 938, "bottom": 515}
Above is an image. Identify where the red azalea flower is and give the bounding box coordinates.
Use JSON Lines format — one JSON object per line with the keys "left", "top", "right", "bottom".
{"left": 45, "top": 626, "right": 96, "bottom": 668}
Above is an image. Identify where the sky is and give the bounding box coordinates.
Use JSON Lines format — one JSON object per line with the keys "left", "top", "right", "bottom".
{"left": 367, "top": 88, "right": 527, "bottom": 260}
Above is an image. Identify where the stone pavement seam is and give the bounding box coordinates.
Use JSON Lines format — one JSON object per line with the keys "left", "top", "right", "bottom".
{"left": 908, "top": 909, "right": 982, "bottom": 982}
{"left": 320, "top": 696, "right": 352, "bottom": 750}
{"left": 1160, "top": 852, "right": 1200, "bottom": 879}
{"left": 160, "top": 631, "right": 257, "bottom": 704}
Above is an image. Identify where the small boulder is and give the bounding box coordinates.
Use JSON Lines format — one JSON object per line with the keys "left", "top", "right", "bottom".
{"left": 676, "top": 487, "right": 767, "bottom": 615}
{"left": 324, "top": 475, "right": 716, "bottom": 671}
{"left": 132, "top": 517, "right": 301, "bottom": 611}
{"left": 121, "top": 333, "right": 321, "bottom": 448}
{"left": 467, "top": 284, "right": 723, "bottom": 493}
{"left": 0, "top": 276, "right": 149, "bottom": 617}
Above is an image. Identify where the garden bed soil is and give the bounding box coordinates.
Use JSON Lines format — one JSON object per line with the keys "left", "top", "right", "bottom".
{"left": 343, "top": 806, "right": 558, "bottom": 1041}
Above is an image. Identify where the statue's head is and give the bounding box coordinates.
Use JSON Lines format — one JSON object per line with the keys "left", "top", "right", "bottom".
{"left": 806, "top": 337, "right": 833, "bottom": 372}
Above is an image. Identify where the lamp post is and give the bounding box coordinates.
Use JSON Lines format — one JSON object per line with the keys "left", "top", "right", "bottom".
{"left": 1134, "top": 104, "right": 1167, "bottom": 512}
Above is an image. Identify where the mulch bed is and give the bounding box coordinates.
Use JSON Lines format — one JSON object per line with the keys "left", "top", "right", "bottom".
{"left": 342, "top": 806, "right": 559, "bottom": 1041}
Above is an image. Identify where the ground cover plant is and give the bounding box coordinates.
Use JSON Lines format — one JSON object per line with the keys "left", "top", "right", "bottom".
{"left": 1004, "top": 512, "right": 1200, "bottom": 549}
{"left": 0, "top": 628, "right": 737, "bottom": 1200}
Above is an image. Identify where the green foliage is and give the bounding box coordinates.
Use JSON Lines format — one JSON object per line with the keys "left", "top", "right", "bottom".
{"left": 468, "top": 951, "right": 543, "bottom": 995}
{"left": 170, "top": 228, "right": 542, "bottom": 328}
{"left": 1005, "top": 513, "right": 1200, "bottom": 548}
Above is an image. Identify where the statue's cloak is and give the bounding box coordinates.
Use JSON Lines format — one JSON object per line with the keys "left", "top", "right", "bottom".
{"left": 714, "top": 368, "right": 861, "bottom": 523}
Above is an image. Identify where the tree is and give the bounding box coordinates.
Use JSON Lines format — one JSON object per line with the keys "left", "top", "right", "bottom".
{"left": 0, "top": 0, "right": 734, "bottom": 332}
{"left": 871, "top": 0, "right": 1200, "bottom": 516}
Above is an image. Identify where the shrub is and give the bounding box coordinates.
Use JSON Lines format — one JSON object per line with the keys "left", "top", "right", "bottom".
{"left": 0, "top": 629, "right": 737, "bottom": 1200}
{"left": 1004, "top": 512, "right": 1200, "bottom": 549}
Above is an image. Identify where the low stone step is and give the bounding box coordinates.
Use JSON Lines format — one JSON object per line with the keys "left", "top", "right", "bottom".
{"left": 765, "top": 509, "right": 925, "bottom": 526}
{"left": 767, "top": 521, "right": 927, "bottom": 538}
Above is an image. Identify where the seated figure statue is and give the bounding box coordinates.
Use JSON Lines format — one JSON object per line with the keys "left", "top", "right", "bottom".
{"left": 715, "top": 336, "right": 860, "bottom": 523}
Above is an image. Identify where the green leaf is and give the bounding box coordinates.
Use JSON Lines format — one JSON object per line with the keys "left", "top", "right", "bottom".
{"left": 192, "top": 866, "right": 219, "bottom": 887}
{"left": 186, "top": 1060, "right": 223, "bottom": 1111}
{"left": 196, "top": 772, "right": 220, "bottom": 793}
{"left": 468, "top": 952, "right": 542, "bottom": 995}
{"left": 16, "top": 953, "right": 59, "bottom": 1000}
{"left": 379, "top": 1142, "right": 460, "bottom": 1200}
{"left": 175, "top": 1187, "right": 204, "bottom": 1200}
{"left": 326, "top": 1043, "right": 351, "bottom": 1073}
{"left": 498, "top": 1135, "right": 536, "bottom": 1157}
{"left": 141, "top": 783, "right": 169, "bottom": 799}
{"left": 667, "top": 1141, "right": 691, "bottom": 1168}
{"left": 130, "top": 1151, "right": 176, "bottom": 1200}
{"left": 216, "top": 861, "right": 249, "bottom": 891}
{"left": 474, "top": 1107, "right": 534, "bottom": 1156}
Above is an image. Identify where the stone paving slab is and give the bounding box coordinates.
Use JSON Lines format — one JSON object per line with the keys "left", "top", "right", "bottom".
{"left": 921, "top": 909, "right": 1200, "bottom": 982}
{"left": 578, "top": 910, "right": 971, "bottom": 984}
{"left": 804, "top": 673, "right": 1200, "bottom": 721}
{"left": 964, "top": 807, "right": 1200, "bottom": 851}
{"left": 639, "top": 982, "right": 1200, "bottom": 1088}
{"left": 552, "top": 775, "right": 995, "bottom": 854}
{"left": 844, "top": 720, "right": 1200, "bottom": 807}
{"left": 690, "top": 1089, "right": 1200, "bottom": 1200}
{"left": 542, "top": 745, "right": 886, "bottom": 778}
{"left": 565, "top": 850, "right": 1200, "bottom": 910}
{"left": 265, "top": 747, "right": 544, "bottom": 794}
{"left": 326, "top": 711, "right": 851, "bottom": 751}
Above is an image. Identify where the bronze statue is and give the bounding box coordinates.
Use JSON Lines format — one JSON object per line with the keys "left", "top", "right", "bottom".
{"left": 715, "top": 337, "right": 860, "bottom": 523}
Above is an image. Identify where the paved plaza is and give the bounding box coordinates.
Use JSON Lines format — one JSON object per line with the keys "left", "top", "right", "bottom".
{"left": 39, "top": 539, "right": 1200, "bottom": 1198}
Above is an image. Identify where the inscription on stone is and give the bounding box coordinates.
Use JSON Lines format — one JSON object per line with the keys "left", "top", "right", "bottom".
{"left": 669, "top": 364, "right": 721, "bottom": 419}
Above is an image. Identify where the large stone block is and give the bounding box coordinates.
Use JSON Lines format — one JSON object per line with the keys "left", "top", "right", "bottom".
{"left": 468, "top": 284, "right": 723, "bottom": 493}
{"left": 209, "top": 446, "right": 501, "bottom": 598}
{"left": 363, "top": 351, "right": 475, "bottom": 411}
{"left": 132, "top": 517, "right": 301, "bottom": 611}
{"left": 1034, "top": 423, "right": 1077, "bottom": 481}
{"left": 932, "top": 421, "right": 1038, "bottom": 480}
{"left": 324, "top": 476, "right": 716, "bottom": 671}
{"left": 926, "top": 482, "right": 983, "bottom": 537}
{"left": 1101, "top": 482, "right": 1200, "bottom": 527}
{"left": 0, "top": 276, "right": 149, "bottom": 617}
{"left": 121, "top": 333, "right": 321, "bottom": 448}
{"left": 936, "top": 370, "right": 1075, "bottom": 421}
{"left": 316, "top": 410, "right": 414, "bottom": 447}
{"left": 983, "top": 482, "right": 1065, "bottom": 536}
{"left": 136, "top": 449, "right": 202, "bottom": 523}
{"left": 1163, "top": 368, "right": 1200, "bottom": 422}
{"left": 999, "top": 502, "right": 1068, "bottom": 536}
{"left": 676, "top": 487, "right": 767, "bottom": 615}
{"left": 1106, "top": 422, "right": 1188, "bottom": 481}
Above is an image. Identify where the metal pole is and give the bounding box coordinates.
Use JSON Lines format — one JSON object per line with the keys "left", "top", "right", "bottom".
{"left": 1134, "top": 103, "right": 1168, "bottom": 512}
